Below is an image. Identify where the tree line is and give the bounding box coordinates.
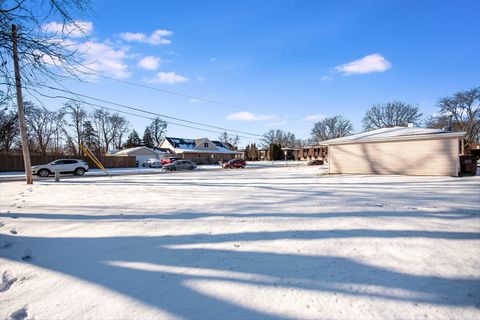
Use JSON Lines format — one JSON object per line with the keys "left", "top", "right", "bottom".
{"left": 257, "top": 87, "right": 479, "bottom": 154}
{"left": 0, "top": 94, "right": 168, "bottom": 155}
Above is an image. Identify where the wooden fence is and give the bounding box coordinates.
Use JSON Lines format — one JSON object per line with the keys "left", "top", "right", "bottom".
{"left": 0, "top": 154, "right": 136, "bottom": 172}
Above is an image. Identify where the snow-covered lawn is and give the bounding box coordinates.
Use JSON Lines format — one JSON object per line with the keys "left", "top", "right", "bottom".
{"left": 0, "top": 161, "right": 304, "bottom": 181}
{"left": 1, "top": 165, "right": 479, "bottom": 319}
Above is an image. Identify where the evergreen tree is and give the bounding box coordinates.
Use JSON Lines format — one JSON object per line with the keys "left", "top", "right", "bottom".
{"left": 143, "top": 127, "right": 154, "bottom": 148}
{"left": 269, "top": 143, "right": 283, "bottom": 160}
{"left": 124, "top": 130, "right": 142, "bottom": 148}
{"left": 244, "top": 145, "right": 250, "bottom": 160}
{"left": 250, "top": 143, "right": 258, "bottom": 160}
{"left": 82, "top": 121, "right": 100, "bottom": 153}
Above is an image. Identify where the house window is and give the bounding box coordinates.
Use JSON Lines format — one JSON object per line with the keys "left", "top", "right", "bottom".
{"left": 204, "top": 142, "right": 209, "bottom": 148}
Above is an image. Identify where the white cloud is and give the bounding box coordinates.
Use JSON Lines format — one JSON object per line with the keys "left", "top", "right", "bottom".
{"left": 226, "top": 112, "right": 274, "bottom": 121}
{"left": 209, "top": 57, "right": 218, "bottom": 62}
{"left": 138, "top": 56, "right": 162, "bottom": 70}
{"left": 304, "top": 114, "right": 325, "bottom": 122}
{"left": 320, "top": 76, "right": 333, "bottom": 81}
{"left": 146, "top": 72, "right": 189, "bottom": 84}
{"left": 40, "top": 22, "right": 130, "bottom": 79}
{"left": 75, "top": 41, "right": 131, "bottom": 79}
{"left": 120, "top": 29, "right": 172, "bottom": 45}
{"left": 335, "top": 53, "right": 391, "bottom": 75}
{"left": 42, "top": 21, "right": 93, "bottom": 38}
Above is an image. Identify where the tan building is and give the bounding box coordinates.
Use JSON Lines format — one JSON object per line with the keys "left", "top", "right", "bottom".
{"left": 321, "top": 126, "right": 465, "bottom": 176}
{"left": 159, "top": 137, "right": 243, "bottom": 164}
{"left": 111, "top": 146, "right": 171, "bottom": 167}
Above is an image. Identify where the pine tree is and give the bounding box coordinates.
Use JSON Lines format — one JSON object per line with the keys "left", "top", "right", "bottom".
{"left": 244, "top": 145, "right": 250, "bottom": 160}
{"left": 82, "top": 121, "right": 100, "bottom": 153}
{"left": 251, "top": 143, "right": 258, "bottom": 160}
{"left": 124, "top": 130, "right": 142, "bottom": 148}
{"left": 269, "top": 143, "right": 282, "bottom": 160}
{"left": 143, "top": 127, "right": 154, "bottom": 148}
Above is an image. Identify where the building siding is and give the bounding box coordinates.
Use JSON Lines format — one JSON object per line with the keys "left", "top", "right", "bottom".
{"left": 329, "top": 137, "right": 460, "bottom": 176}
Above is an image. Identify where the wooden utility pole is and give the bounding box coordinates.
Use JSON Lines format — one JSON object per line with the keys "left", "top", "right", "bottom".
{"left": 12, "top": 24, "right": 33, "bottom": 184}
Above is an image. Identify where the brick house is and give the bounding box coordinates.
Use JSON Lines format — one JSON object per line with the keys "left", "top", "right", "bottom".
{"left": 159, "top": 137, "right": 243, "bottom": 164}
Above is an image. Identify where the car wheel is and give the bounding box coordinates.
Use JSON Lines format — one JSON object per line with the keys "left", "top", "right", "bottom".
{"left": 74, "top": 168, "right": 85, "bottom": 176}
{"left": 242, "top": 165, "right": 246, "bottom": 168}
{"left": 170, "top": 167, "right": 176, "bottom": 171}
{"left": 38, "top": 169, "right": 50, "bottom": 177}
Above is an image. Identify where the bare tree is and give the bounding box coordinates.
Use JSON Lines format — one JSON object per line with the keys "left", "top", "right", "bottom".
{"left": 92, "top": 108, "right": 129, "bottom": 153}
{"left": 311, "top": 115, "right": 353, "bottom": 143}
{"left": 24, "top": 102, "right": 64, "bottom": 155}
{"left": 218, "top": 131, "right": 240, "bottom": 149}
{"left": 111, "top": 113, "right": 129, "bottom": 150}
{"left": 362, "top": 102, "right": 423, "bottom": 130}
{"left": 61, "top": 101, "right": 87, "bottom": 155}
{"left": 262, "top": 129, "right": 296, "bottom": 148}
{"left": 148, "top": 117, "right": 168, "bottom": 146}
{"left": 0, "top": 103, "right": 18, "bottom": 152}
{"left": 92, "top": 108, "right": 113, "bottom": 153}
{"left": 1, "top": 0, "right": 91, "bottom": 94}
{"left": 433, "top": 87, "right": 480, "bottom": 146}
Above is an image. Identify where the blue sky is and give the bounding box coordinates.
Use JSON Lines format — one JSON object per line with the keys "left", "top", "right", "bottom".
{"left": 35, "top": 0, "right": 480, "bottom": 146}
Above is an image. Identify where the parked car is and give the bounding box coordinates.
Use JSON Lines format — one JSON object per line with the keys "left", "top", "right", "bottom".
{"left": 163, "top": 160, "right": 196, "bottom": 171}
{"left": 142, "top": 159, "right": 162, "bottom": 168}
{"left": 161, "top": 157, "right": 178, "bottom": 165}
{"left": 31, "top": 159, "right": 89, "bottom": 177}
{"left": 223, "top": 159, "right": 246, "bottom": 169}
{"left": 307, "top": 159, "right": 324, "bottom": 166}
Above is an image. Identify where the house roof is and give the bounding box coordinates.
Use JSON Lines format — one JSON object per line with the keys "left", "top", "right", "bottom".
{"left": 320, "top": 126, "right": 466, "bottom": 145}
{"left": 163, "top": 137, "right": 243, "bottom": 154}
{"left": 165, "top": 137, "right": 197, "bottom": 150}
{"left": 113, "top": 146, "right": 168, "bottom": 156}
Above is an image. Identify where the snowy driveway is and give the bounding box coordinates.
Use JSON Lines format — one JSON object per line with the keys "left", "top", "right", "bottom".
{"left": 1, "top": 166, "right": 479, "bottom": 319}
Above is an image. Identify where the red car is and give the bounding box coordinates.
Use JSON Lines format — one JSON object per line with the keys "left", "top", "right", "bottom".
{"left": 223, "top": 159, "right": 246, "bottom": 169}
{"left": 161, "top": 157, "right": 178, "bottom": 165}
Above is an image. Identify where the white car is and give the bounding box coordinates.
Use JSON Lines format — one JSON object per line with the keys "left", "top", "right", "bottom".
{"left": 142, "top": 159, "right": 162, "bottom": 168}
{"left": 32, "top": 159, "right": 89, "bottom": 177}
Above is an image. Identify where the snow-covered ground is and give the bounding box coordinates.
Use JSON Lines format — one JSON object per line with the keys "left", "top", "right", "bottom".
{"left": 0, "top": 161, "right": 305, "bottom": 181}
{"left": 0, "top": 165, "right": 479, "bottom": 320}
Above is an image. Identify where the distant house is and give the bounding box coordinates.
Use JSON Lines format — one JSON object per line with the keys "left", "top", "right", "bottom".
{"left": 282, "top": 146, "right": 328, "bottom": 161}
{"left": 257, "top": 148, "right": 270, "bottom": 161}
{"left": 159, "top": 137, "right": 243, "bottom": 164}
{"left": 320, "top": 126, "right": 465, "bottom": 176}
{"left": 111, "top": 146, "right": 171, "bottom": 167}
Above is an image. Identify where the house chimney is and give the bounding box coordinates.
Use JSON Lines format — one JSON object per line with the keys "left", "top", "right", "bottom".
{"left": 446, "top": 115, "right": 453, "bottom": 131}
{"left": 407, "top": 123, "right": 414, "bottom": 128}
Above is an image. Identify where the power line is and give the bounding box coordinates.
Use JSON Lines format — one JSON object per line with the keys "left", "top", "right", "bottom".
{"left": 69, "top": 68, "right": 310, "bottom": 123}
{"left": 31, "top": 82, "right": 264, "bottom": 138}
{"left": 27, "top": 87, "right": 263, "bottom": 141}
